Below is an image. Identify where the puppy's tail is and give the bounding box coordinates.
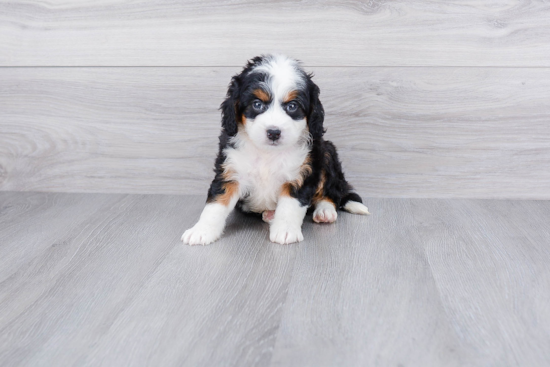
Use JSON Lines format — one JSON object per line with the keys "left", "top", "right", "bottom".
{"left": 341, "top": 192, "right": 370, "bottom": 215}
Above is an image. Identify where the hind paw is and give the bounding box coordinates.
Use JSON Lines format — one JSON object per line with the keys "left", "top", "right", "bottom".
{"left": 313, "top": 201, "right": 337, "bottom": 223}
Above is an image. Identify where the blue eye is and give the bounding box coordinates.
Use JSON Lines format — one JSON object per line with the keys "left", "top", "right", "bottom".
{"left": 253, "top": 100, "right": 265, "bottom": 111}
{"left": 286, "top": 101, "right": 298, "bottom": 113}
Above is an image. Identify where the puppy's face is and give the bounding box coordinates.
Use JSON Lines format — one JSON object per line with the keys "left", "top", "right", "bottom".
{"left": 221, "top": 55, "right": 324, "bottom": 150}
{"left": 242, "top": 85, "right": 307, "bottom": 149}
{"left": 241, "top": 56, "right": 308, "bottom": 149}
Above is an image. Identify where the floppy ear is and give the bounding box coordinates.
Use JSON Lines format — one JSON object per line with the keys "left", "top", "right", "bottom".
{"left": 220, "top": 76, "right": 241, "bottom": 136}
{"left": 307, "top": 79, "right": 325, "bottom": 140}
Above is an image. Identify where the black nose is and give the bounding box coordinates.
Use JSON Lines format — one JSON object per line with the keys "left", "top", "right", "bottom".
{"left": 266, "top": 129, "right": 281, "bottom": 141}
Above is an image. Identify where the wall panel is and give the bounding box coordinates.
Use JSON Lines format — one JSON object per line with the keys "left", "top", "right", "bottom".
{"left": 2, "top": 67, "right": 549, "bottom": 198}
{"left": 1, "top": 0, "right": 550, "bottom": 66}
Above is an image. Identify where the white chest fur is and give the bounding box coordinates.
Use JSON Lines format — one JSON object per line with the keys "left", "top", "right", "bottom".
{"left": 223, "top": 135, "right": 309, "bottom": 213}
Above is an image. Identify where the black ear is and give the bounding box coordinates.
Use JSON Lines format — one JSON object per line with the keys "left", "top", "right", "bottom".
{"left": 307, "top": 79, "right": 325, "bottom": 140}
{"left": 220, "top": 76, "right": 241, "bottom": 136}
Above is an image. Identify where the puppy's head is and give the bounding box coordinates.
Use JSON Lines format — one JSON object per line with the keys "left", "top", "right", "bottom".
{"left": 221, "top": 55, "right": 325, "bottom": 149}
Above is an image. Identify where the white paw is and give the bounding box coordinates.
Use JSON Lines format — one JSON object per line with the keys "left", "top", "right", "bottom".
{"left": 269, "top": 222, "right": 304, "bottom": 244}
{"left": 181, "top": 222, "right": 222, "bottom": 246}
{"left": 313, "top": 202, "right": 338, "bottom": 223}
{"left": 262, "top": 210, "right": 275, "bottom": 223}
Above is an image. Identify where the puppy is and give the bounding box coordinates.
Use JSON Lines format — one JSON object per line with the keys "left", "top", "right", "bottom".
{"left": 182, "top": 54, "right": 369, "bottom": 245}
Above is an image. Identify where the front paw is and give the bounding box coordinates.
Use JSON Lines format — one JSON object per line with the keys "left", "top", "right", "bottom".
{"left": 181, "top": 222, "right": 222, "bottom": 246}
{"left": 269, "top": 222, "right": 304, "bottom": 244}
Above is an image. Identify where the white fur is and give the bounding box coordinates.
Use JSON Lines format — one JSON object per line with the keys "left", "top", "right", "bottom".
{"left": 250, "top": 54, "right": 305, "bottom": 98}
{"left": 343, "top": 201, "right": 370, "bottom": 215}
{"left": 245, "top": 55, "right": 308, "bottom": 150}
{"left": 245, "top": 104, "right": 307, "bottom": 150}
{"left": 313, "top": 200, "right": 338, "bottom": 223}
{"left": 224, "top": 126, "right": 309, "bottom": 214}
{"left": 270, "top": 196, "right": 307, "bottom": 244}
{"left": 225, "top": 54, "right": 311, "bottom": 214}
{"left": 182, "top": 194, "right": 239, "bottom": 245}
{"left": 183, "top": 55, "right": 313, "bottom": 245}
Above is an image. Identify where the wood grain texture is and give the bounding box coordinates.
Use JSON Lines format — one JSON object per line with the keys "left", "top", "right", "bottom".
{"left": 1, "top": 192, "right": 550, "bottom": 366}
{"left": 270, "top": 198, "right": 467, "bottom": 367}
{"left": 0, "top": 193, "right": 297, "bottom": 366}
{"left": 2, "top": 67, "right": 550, "bottom": 198}
{"left": 270, "top": 198, "right": 550, "bottom": 366}
{"left": 1, "top": 0, "right": 550, "bottom": 66}
{"left": 420, "top": 199, "right": 550, "bottom": 365}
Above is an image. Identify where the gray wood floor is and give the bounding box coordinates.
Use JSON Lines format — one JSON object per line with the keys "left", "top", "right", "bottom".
{"left": 1, "top": 192, "right": 549, "bottom": 366}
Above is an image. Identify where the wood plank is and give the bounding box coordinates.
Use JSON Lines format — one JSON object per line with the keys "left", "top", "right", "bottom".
{"left": 270, "top": 198, "right": 467, "bottom": 366}
{"left": 269, "top": 198, "right": 550, "bottom": 366}
{"left": 0, "top": 193, "right": 298, "bottom": 366}
{"left": 419, "top": 199, "right": 550, "bottom": 365}
{"left": 1, "top": 1, "right": 550, "bottom": 66}
{"left": 1, "top": 67, "right": 550, "bottom": 198}
{"left": 2, "top": 192, "right": 550, "bottom": 366}
{"left": 0, "top": 192, "right": 118, "bottom": 286}
{"left": 81, "top": 205, "right": 297, "bottom": 367}
{"left": 0, "top": 67, "right": 230, "bottom": 195}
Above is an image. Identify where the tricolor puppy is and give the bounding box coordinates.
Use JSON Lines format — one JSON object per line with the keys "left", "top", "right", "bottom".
{"left": 182, "top": 54, "right": 369, "bottom": 245}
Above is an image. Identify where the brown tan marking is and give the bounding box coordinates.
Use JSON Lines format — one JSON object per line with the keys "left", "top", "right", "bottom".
{"left": 312, "top": 169, "right": 335, "bottom": 206}
{"left": 324, "top": 150, "right": 332, "bottom": 164}
{"left": 280, "top": 155, "right": 313, "bottom": 197}
{"left": 280, "top": 182, "right": 293, "bottom": 197}
{"left": 316, "top": 196, "right": 335, "bottom": 207}
{"left": 253, "top": 89, "right": 270, "bottom": 102}
{"left": 312, "top": 170, "right": 327, "bottom": 205}
{"left": 283, "top": 90, "right": 299, "bottom": 103}
{"left": 286, "top": 155, "right": 313, "bottom": 190}
{"left": 206, "top": 168, "right": 239, "bottom": 205}
{"left": 215, "top": 181, "right": 239, "bottom": 206}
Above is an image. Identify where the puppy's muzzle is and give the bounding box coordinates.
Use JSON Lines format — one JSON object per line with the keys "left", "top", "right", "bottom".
{"left": 266, "top": 128, "right": 281, "bottom": 142}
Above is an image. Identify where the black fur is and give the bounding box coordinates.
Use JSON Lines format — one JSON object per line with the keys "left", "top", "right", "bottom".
{"left": 207, "top": 55, "right": 363, "bottom": 213}
{"left": 220, "top": 78, "right": 240, "bottom": 136}
{"left": 285, "top": 140, "right": 361, "bottom": 209}
{"left": 306, "top": 78, "right": 326, "bottom": 140}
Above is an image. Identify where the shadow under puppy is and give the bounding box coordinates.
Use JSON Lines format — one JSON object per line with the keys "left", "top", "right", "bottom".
{"left": 182, "top": 54, "right": 369, "bottom": 245}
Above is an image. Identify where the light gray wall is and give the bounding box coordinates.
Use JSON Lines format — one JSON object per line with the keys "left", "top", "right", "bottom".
{"left": 1, "top": 1, "right": 549, "bottom": 198}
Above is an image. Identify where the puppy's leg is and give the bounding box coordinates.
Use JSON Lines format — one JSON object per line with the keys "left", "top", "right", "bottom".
{"left": 182, "top": 181, "right": 239, "bottom": 246}
{"left": 313, "top": 199, "right": 338, "bottom": 223}
{"left": 270, "top": 186, "right": 307, "bottom": 245}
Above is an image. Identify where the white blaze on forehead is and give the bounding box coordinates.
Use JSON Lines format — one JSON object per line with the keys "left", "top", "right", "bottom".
{"left": 250, "top": 55, "right": 305, "bottom": 102}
